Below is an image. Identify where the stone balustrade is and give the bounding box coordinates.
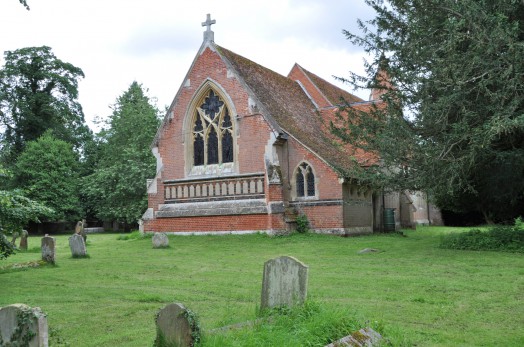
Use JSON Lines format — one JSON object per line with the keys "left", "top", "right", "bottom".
{"left": 164, "top": 173, "right": 265, "bottom": 203}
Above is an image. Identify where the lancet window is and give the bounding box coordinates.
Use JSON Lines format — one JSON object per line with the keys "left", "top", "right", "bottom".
{"left": 295, "top": 162, "right": 316, "bottom": 198}
{"left": 192, "top": 90, "right": 234, "bottom": 166}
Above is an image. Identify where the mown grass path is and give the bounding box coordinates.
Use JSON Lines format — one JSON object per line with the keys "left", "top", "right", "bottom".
{"left": 1, "top": 227, "right": 523, "bottom": 346}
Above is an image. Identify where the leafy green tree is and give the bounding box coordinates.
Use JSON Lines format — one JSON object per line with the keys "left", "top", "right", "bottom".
{"left": 84, "top": 82, "right": 160, "bottom": 227}
{"left": 334, "top": 0, "right": 524, "bottom": 223}
{"left": 0, "top": 189, "right": 53, "bottom": 259}
{"left": 13, "top": 132, "right": 82, "bottom": 222}
{"left": 0, "top": 46, "right": 91, "bottom": 167}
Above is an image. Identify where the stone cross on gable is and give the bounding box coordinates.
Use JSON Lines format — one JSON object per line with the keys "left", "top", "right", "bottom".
{"left": 202, "top": 13, "right": 216, "bottom": 42}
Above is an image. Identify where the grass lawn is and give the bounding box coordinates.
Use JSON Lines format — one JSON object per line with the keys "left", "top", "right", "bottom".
{"left": 1, "top": 226, "right": 523, "bottom": 346}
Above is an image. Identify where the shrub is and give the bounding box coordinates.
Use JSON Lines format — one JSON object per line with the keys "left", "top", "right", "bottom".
{"left": 440, "top": 221, "right": 524, "bottom": 252}
{"left": 295, "top": 214, "right": 310, "bottom": 234}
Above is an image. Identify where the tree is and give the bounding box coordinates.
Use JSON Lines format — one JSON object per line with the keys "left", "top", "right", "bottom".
{"left": 13, "top": 132, "right": 82, "bottom": 222}
{"left": 84, "top": 82, "right": 160, "bottom": 227}
{"left": 0, "top": 46, "right": 91, "bottom": 167}
{"left": 0, "top": 189, "right": 53, "bottom": 259}
{"left": 18, "top": 0, "right": 29, "bottom": 10}
{"left": 333, "top": 0, "right": 524, "bottom": 223}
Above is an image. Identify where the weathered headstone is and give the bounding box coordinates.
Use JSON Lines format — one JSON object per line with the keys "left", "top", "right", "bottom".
{"left": 260, "top": 255, "right": 309, "bottom": 310}
{"left": 0, "top": 304, "right": 48, "bottom": 347}
{"left": 75, "top": 219, "right": 87, "bottom": 243}
{"left": 69, "top": 233, "right": 87, "bottom": 257}
{"left": 152, "top": 232, "right": 169, "bottom": 248}
{"left": 324, "top": 327, "right": 382, "bottom": 347}
{"left": 357, "top": 248, "right": 381, "bottom": 254}
{"left": 155, "top": 303, "right": 199, "bottom": 347}
{"left": 11, "top": 231, "right": 20, "bottom": 246}
{"left": 19, "top": 230, "right": 29, "bottom": 251}
{"left": 41, "top": 235, "right": 55, "bottom": 263}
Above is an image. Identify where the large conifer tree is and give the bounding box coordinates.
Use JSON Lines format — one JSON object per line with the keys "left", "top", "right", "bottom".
{"left": 334, "top": 0, "right": 524, "bottom": 223}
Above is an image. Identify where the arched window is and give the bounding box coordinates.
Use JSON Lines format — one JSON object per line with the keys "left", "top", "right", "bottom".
{"left": 192, "top": 89, "right": 234, "bottom": 166}
{"left": 295, "top": 162, "right": 316, "bottom": 198}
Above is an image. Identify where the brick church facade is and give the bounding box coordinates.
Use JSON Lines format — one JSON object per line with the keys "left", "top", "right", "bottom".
{"left": 142, "top": 16, "right": 441, "bottom": 235}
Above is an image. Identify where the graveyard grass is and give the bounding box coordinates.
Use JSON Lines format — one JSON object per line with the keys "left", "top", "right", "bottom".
{"left": 1, "top": 227, "right": 523, "bottom": 346}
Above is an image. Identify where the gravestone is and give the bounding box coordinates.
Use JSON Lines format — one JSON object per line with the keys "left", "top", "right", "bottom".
{"left": 324, "top": 327, "right": 382, "bottom": 347}
{"left": 69, "top": 234, "right": 87, "bottom": 257}
{"left": 152, "top": 232, "right": 169, "bottom": 248}
{"left": 155, "top": 303, "right": 199, "bottom": 347}
{"left": 0, "top": 304, "right": 48, "bottom": 347}
{"left": 19, "top": 230, "right": 29, "bottom": 250}
{"left": 260, "top": 255, "right": 308, "bottom": 310}
{"left": 75, "top": 219, "right": 87, "bottom": 243}
{"left": 41, "top": 235, "right": 55, "bottom": 263}
{"left": 11, "top": 231, "right": 20, "bottom": 246}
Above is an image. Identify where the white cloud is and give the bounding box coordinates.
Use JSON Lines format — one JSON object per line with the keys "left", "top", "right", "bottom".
{"left": 0, "top": 0, "right": 375, "bottom": 131}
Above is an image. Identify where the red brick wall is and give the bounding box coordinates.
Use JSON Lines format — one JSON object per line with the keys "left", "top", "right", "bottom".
{"left": 144, "top": 214, "right": 271, "bottom": 233}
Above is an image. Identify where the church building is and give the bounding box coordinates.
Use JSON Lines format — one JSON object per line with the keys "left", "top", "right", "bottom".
{"left": 142, "top": 15, "right": 440, "bottom": 235}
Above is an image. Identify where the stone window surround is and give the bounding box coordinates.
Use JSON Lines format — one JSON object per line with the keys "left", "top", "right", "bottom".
{"left": 291, "top": 161, "right": 318, "bottom": 201}
{"left": 183, "top": 79, "right": 239, "bottom": 178}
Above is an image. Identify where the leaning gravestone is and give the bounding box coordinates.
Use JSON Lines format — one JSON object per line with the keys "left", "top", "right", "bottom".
{"left": 260, "top": 255, "right": 309, "bottom": 310}
{"left": 41, "top": 235, "right": 55, "bottom": 264}
{"left": 69, "top": 233, "right": 87, "bottom": 257}
{"left": 19, "top": 230, "right": 29, "bottom": 251}
{"left": 324, "top": 327, "right": 382, "bottom": 347}
{"left": 0, "top": 304, "right": 48, "bottom": 347}
{"left": 152, "top": 232, "right": 169, "bottom": 248}
{"left": 155, "top": 303, "right": 199, "bottom": 347}
{"left": 75, "top": 220, "right": 87, "bottom": 243}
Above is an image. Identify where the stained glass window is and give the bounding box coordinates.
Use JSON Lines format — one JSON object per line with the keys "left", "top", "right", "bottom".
{"left": 207, "top": 127, "right": 219, "bottom": 164}
{"left": 194, "top": 136, "right": 204, "bottom": 166}
{"left": 192, "top": 89, "right": 234, "bottom": 166}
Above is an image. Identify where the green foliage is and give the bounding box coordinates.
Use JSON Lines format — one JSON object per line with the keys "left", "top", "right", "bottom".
{"left": 206, "top": 301, "right": 363, "bottom": 346}
{"left": 116, "top": 230, "right": 152, "bottom": 241}
{"left": 13, "top": 132, "right": 82, "bottom": 221}
{"left": 334, "top": 0, "right": 524, "bottom": 223}
{"left": 84, "top": 82, "right": 160, "bottom": 224}
{"left": 0, "top": 232, "right": 15, "bottom": 260}
{"left": 440, "top": 222, "right": 524, "bottom": 252}
{"left": 0, "top": 46, "right": 91, "bottom": 166}
{"left": 0, "top": 189, "right": 52, "bottom": 259}
{"left": 295, "top": 214, "right": 310, "bottom": 234}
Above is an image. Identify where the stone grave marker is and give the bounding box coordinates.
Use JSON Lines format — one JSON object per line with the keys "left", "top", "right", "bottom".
{"left": 41, "top": 235, "right": 55, "bottom": 264}
{"left": 152, "top": 232, "right": 169, "bottom": 248}
{"left": 155, "top": 303, "right": 199, "bottom": 347}
{"left": 0, "top": 304, "right": 48, "bottom": 347}
{"left": 69, "top": 233, "right": 87, "bottom": 257}
{"left": 260, "top": 255, "right": 309, "bottom": 310}
{"left": 19, "top": 230, "right": 29, "bottom": 250}
{"left": 324, "top": 327, "right": 382, "bottom": 347}
{"left": 75, "top": 219, "right": 87, "bottom": 243}
{"left": 11, "top": 231, "right": 20, "bottom": 246}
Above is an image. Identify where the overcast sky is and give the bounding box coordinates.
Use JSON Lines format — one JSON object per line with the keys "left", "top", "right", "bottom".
{"left": 1, "top": 0, "right": 375, "bottom": 130}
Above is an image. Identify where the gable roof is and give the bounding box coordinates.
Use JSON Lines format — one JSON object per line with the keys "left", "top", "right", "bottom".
{"left": 215, "top": 45, "right": 377, "bottom": 175}
{"left": 290, "top": 63, "right": 364, "bottom": 106}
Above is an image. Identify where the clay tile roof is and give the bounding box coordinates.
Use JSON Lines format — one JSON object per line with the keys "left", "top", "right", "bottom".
{"left": 216, "top": 45, "right": 377, "bottom": 175}
{"left": 297, "top": 64, "right": 364, "bottom": 105}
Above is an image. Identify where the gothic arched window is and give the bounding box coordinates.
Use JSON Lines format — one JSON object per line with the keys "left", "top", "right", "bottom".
{"left": 192, "top": 90, "right": 234, "bottom": 166}
{"left": 295, "top": 162, "right": 316, "bottom": 198}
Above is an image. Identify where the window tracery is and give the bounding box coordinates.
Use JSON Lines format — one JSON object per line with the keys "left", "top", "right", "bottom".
{"left": 192, "top": 89, "right": 234, "bottom": 167}
{"left": 295, "top": 162, "right": 316, "bottom": 198}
